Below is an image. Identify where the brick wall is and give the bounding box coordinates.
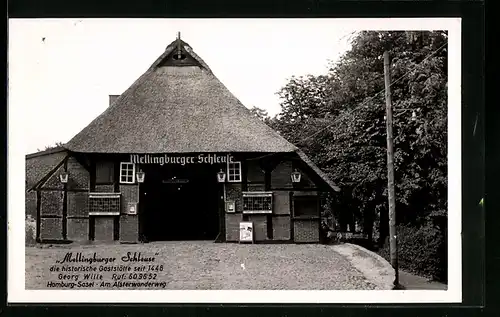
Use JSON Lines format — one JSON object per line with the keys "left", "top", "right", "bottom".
{"left": 67, "top": 159, "right": 90, "bottom": 241}
{"left": 247, "top": 183, "right": 265, "bottom": 191}
{"left": 41, "top": 157, "right": 91, "bottom": 190}
{"left": 35, "top": 154, "right": 90, "bottom": 242}
{"left": 25, "top": 149, "right": 67, "bottom": 191}
{"left": 293, "top": 220, "right": 320, "bottom": 243}
{"left": 273, "top": 216, "right": 291, "bottom": 240}
{"left": 95, "top": 184, "right": 115, "bottom": 192}
{"left": 290, "top": 191, "right": 320, "bottom": 243}
{"left": 38, "top": 178, "right": 65, "bottom": 240}
{"left": 225, "top": 213, "right": 242, "bottom": 242}
{"left": 66, "top": 218, "right": 89, "bottom": 241}
{"left": 67, "top": 156, "right": 90, "bottom": 189}
{"left": 43, "top": 164, "right": 66, "bottom": 190}
{"left": 120, "top": 215, "right": 139, "bottom": 243}
{"left": 225, "top": 183, "right": 243, "bottom": 212}
{"left": 273, "top": 191, "right": 290, "bottom": 215}
{"left": 29, "top": 152, "right": 329, "bottom": 244}
{"left": 40, "top": 218, "right": 63, "bottom": 240}
{"left": 38, "top": 196, "right": 63, "bottom": 240}
{"left": 247, "top": 215, "right": 267, "bottom": 241}
{"left": 94, "top": 217, "right": 115, "bottom": 241}
{"left": 225, "top": 165, "right": 270, "bottom": 242}
{"left": 67, "top": 192, "right": 88, "bottom": 217}
{"left": 222, "top": 158, "right": 326, "bottom": 243}
{"left": 119, "top": 184, "right": 139, "bottom": 243}
{"left": 40, "top": 191, "right": 63, "bottom": 217}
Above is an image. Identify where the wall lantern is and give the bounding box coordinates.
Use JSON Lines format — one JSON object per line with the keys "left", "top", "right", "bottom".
{"left": 291, "top": 169, "right": 302, "bottom": 183}
{"left": 217, "top": 169, "right": 226, "bottom": 183}
{"left": 136, "top": 170, "right": 145, "bottom": 183}
{"left": 59, "top": 172, "right": 69, "bottom": 184}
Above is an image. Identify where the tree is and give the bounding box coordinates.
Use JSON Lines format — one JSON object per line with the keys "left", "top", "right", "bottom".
{"left": 249, "top": 106, "right": 269, "bottom": 121}
{"left": 271, "top": 31, "right": 448, "bottom": 245}
{"left": 37, "top": 141, "right": 65, "bottom": 152}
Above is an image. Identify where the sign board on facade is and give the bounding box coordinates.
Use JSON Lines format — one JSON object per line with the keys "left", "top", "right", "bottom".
{"left": 129, "top": 153, "right": 234, "bottom": 166}
{"left": 127, "top": 202, "right": 138, "bottom": 215}
{"left": 239, "top": 222, "right": 254, "bottom": 243}
{"left": 225, "top": 201, "right": 235, "bottom": 213}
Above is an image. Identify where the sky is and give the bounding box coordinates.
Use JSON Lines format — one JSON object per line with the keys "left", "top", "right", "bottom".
{"left": 9, "top": 19, "right": 356, "bottom": 154}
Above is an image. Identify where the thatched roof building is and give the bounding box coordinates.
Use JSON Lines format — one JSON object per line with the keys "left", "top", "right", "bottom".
{"left": 28, "top": 34, "right": 340, "bottom": 244}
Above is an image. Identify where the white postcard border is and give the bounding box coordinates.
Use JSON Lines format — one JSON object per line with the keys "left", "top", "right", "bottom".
{"left": 8, "top": 17, "right": 462, "bottom": 303}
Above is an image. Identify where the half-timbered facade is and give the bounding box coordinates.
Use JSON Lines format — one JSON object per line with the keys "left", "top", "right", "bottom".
{"left": 25, "top": 35, "right": 340, "bottom": 244}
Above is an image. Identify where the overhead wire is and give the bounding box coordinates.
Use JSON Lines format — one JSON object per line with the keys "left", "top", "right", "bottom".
{"left": 296, "top": 40, "right": 448, "bottom": 145}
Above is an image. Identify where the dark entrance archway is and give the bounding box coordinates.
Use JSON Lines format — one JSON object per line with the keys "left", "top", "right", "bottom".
{"left": 139, "top": 163, "right": 221, "bottom": 241}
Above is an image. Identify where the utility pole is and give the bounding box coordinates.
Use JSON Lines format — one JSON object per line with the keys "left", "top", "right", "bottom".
{"left": 383, "top": 51, "right": 400, "bottom": 289}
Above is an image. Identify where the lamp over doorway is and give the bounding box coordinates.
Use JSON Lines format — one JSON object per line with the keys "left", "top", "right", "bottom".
{"left": 136, "top": 170, "right": 145, "bottom": 183}
{"left": 217, "top": 169, "right": 226, "bottom": 183}
{"left": 291, "top": 169, "right": 302, "bottom": 183}
{"left": 59, "top": 172, "right": 69, "bottom": 184}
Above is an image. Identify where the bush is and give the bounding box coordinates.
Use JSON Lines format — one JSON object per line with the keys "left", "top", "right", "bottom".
{"left": 25, "top": 215, "right": 36, "bottom": 246}
{"left": 378, "top": 222, "right": 447, "bottom": 282}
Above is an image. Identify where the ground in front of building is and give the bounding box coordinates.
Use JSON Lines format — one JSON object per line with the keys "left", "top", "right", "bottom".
{"left": 26, "top": 241, "right": 384, "bottom": 290}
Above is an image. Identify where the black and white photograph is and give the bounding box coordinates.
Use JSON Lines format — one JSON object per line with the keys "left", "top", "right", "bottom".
{"left": 8, "top": 18, "right": 461, "bottom": 303}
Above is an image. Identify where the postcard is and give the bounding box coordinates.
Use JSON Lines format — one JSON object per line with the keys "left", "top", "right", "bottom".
{"left": 8, "top": 17, "right": 461, "bottom": 303}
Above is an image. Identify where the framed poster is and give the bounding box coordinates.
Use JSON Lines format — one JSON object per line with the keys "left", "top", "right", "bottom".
{"left": 239, "top": 222, "right": 254, "bottom": 243}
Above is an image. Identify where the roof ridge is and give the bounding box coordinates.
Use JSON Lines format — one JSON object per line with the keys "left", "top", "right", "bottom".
{"left": 64, "top": 37, "right": 298, "bottom": 154}
{"left": 147, "top": 39, "right": 213, "bottom": 74}
{"left": 26, "top": 147, "right": 67, "bottom": 159}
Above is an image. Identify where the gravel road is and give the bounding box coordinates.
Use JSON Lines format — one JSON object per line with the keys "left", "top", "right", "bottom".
{"left": 26, "top": 241, "right": 382, "bottom": 290}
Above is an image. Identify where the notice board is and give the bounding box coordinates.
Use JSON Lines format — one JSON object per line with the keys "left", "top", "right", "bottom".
{"left": 239, "top": 222, "right": 254, "bottom": 243}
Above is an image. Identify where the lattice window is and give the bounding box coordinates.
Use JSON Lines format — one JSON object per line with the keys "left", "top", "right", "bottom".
{"left": 88, "top": 193, "right": 121, "bottom": 216}
{"left": 120, "top": 162, "right": 135, "bottom": 184}
{"left": 242, "top": 191, "right": 273, "bottom": 214}
{"left": 227, "top": 161, "right": 241, "bottom": 182}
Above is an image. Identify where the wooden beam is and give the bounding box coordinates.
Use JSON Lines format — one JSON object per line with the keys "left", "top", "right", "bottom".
{"left": 36, "top": 190, "right": 41, "bottom": 242}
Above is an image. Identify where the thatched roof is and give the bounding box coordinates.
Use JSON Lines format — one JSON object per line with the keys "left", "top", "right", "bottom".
{"left": 65, "top": 39, "right": 297, "bottom": 154}
{"left": 63, "top": 36, "right": 340, "bottom": 193}
{"left": 25, "top": 147, "right": 67, "bottom": 191}
{"left": 296, "top": 150, "right": 341, "bottom": 192}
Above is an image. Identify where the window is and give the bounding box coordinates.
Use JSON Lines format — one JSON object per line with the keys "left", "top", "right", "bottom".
{"left": 96, "top": 161, "right": 114, "bottom": 183}
{"left": 293, "top": 196, "right": 319, "bottom": 218}
{"left": 242, "top": 191, "right": 273, "bottom": 214}
{"left": 119, "top": 162, "right": 135, "bottom": 184}
{"left": 227, "top": 161, "right": 242, "bottom": 182}
{"left": 88, "top": 193, "right": 121, "bottom": 215}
